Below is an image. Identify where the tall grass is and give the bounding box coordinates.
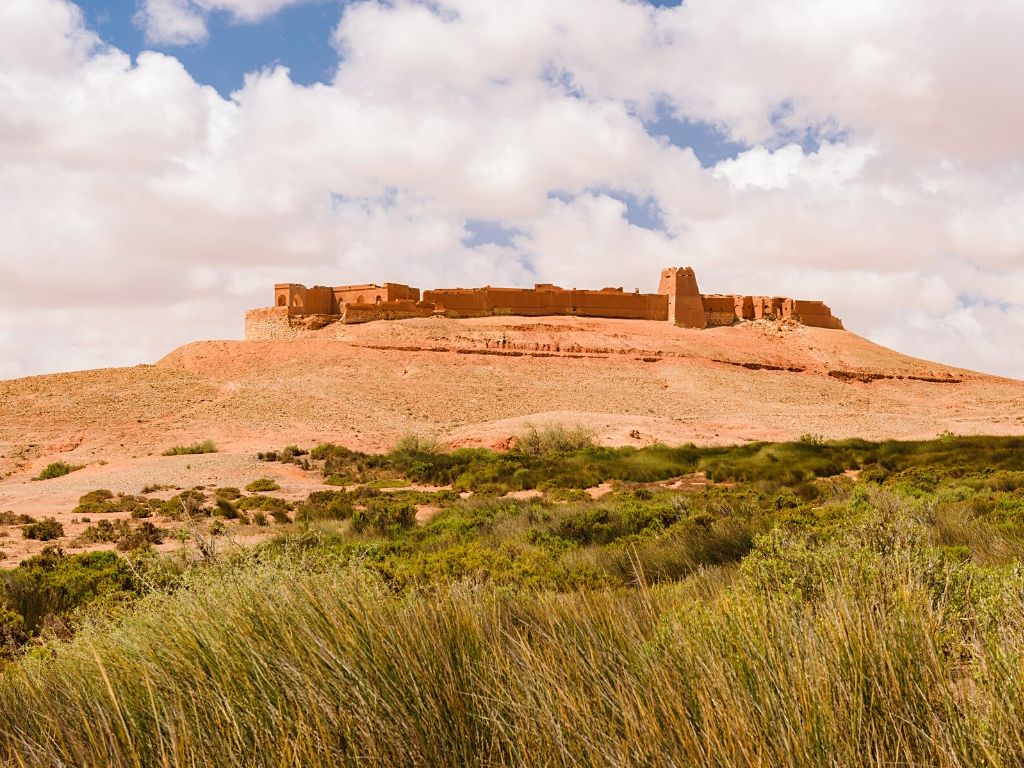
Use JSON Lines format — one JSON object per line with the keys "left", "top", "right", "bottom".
{"left": 6, "top": 436, "right": 1024, "bottom": 765}
{"left": 1, "top": 542, "right": 1024, "bottom": 767}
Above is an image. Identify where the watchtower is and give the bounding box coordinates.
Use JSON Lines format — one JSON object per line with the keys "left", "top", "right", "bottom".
{"left": 658, "top": 267, "right": 707, "bottom": 328}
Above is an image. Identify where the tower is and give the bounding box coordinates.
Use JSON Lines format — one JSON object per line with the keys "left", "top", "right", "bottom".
{"left": 658, "top": 267, "right": 707, "bottom": 328}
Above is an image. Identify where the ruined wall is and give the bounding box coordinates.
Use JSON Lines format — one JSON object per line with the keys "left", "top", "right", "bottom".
{"left": 785, "top": 299, "right": 845, "bottom": 330}
{"left": 422, "top": 285, "right": 668, "bottom": 321}
{"left": 245, "top": 307, "right": 315, "bottom": 340}
{"left": 700, "top": 295, "right": 738, "bottom": 328}
{"left": 258, "top": 268, "right": 844, "bottom": 332}
{"left": 734, "top": 296, "right": 755, "bottom": 321}
{"left": 342, "top": 299, "right": 434, "bottom": 324}
{"left": 691, "top": 293, "right": 843, "bottom": 329}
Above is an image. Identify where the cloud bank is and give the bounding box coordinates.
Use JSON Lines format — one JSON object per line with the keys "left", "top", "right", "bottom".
{"left": 1, "top": 0, "right": 1023, "bottom": 380}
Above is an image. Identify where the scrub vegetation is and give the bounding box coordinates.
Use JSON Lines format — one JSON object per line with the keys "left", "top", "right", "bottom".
{"left": 3, "top": 433, "right": 1024, "bottom": 766}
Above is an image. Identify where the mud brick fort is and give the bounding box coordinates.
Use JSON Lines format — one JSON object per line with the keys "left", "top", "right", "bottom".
{"left": 244, "top": 267, "right": 843, "bottom": 338}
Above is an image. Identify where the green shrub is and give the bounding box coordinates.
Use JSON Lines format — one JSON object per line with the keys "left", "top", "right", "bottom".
{"left": 0, "top": 609, "right": 27, "bottom": 657}
{"left": 237, "top": 495, "right": 290, "bottom": 514}
{"left": 160, "top": 490, "right": 209, "bottom": 519}
{"left": 215, "top": 487, "right": 242, "bottom": 500}
{"left": 514, "top": 423, "right": 595, "bottom": 456}
{"left": 21, "top": 519, "right": 64, "bottom": 541}
{"left": 269, "top": 509, "right": 291, "bottom": 525}
{"left": 0, "top": 512, "right": 36, "bottom": 526}
{"left": 161, "top": 440, "right": 218, "bottom": 457}
{"left": 245, "top": 478, "right": 280, "bottom": 493}
{"left": 77, "top": 519, "right": 132, "bottom": 544}
{"left": 351, "top": 498, "right": 416, "bottom": 534}
{"left": 295, "top": 491, "right": 354, "bottom": 524}
{"left": 34, "top": 462, "right": 83, "bottom": 481}
{"left": 0, "top": 548, "right": 138, "bottom": 637}
{"left": 75, "top": 489, "right": 114, "bottom": 509}
{"left": 258, "top": 445, "right": 309, "bottom": 464}
{"left": 392, "top": 433, "right": 443, "bottom": 454}
{"left": 116, "top": 523, "right": 163, "bottom": 552}
{"left": 73, "top": 490, "right": 163, "bottom": 519}
{"left": 214, "top": 499, "right": 240, "bottom": 520}
{"left": 140, "top": 483, "right": 174, "bottom": 494}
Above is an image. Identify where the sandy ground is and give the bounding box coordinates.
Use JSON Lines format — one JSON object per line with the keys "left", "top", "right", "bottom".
{"left": 2, "top": 315, "right": 1022, "bottom": 565}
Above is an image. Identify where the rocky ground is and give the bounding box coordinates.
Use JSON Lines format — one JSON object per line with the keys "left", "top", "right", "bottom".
{"left": 2, "top": 315, "right": 1022, "bottom": 565}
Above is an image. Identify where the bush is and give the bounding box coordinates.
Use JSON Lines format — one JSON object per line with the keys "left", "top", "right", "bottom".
{"left": 34, "top": 462, "right": 83, "bottom": 481}
{"left": 77, "top": 519, "right": 132, "bottom": 544}
{"left": 351, "top": 498, "right": 417, "bottom": 534}
{"left": 160, "top": 490, "right": 209, "bottom": 519}
{"left": 140, "top": 483, "right": 174, "bottom": 494}
{"left": 392, "top": 433, "right": 443, "bottom": 454}
{"left": 22, "top": 519, "right": 64, "bottom": 541}
{"left": 295, "top": 491, "right": 354, "bottom": 524}
{"left": 0, "top": 609, "right": 27, "bottom": 657}
{"left": 0, "top": 512, "right": 36, "bottom": 526}
{"left": 245, "top": 478, "right": 280, "bottom": 493}
{"left": 514, "top": 424, "right": 595, "bottom": 456}
{"left": 237, "top": 495, "right": 290, "bottom": 514}
{"left": 269, "top": 509, "right": 291, "bottom": 525}
{"left": 214, "top": 499, "right": 241, "bottom": 520}
{"left": 0, "top": 547, "right": 138, "bottom": 639}
{"left": 161, "top": 440, "right": 218, "bottom": 457}
{"left": 258, "top": 445, "right": 309, "bottom": 463}
{"left": 116, "top": 523, "right": 163, "bottom": 552}
{"left": 78, "top": 519, "right": 164, "bottom": 552}
{"left": 73, "top": 490, "right": 163, "bottom": 519}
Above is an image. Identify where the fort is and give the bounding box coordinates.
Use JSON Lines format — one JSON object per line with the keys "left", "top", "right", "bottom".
{"left": 244, "top": 267, "right": 843, "bottom": 339}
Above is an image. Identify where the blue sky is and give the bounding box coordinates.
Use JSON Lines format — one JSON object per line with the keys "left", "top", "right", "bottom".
{"left": 78, "top": 0, "right": 345, "bottom": 95}
{"left": 75, "top": 0, "right": 736, "bottom": 170}
{"left": 78, "top": 1, "right": 682, "bottom": 98}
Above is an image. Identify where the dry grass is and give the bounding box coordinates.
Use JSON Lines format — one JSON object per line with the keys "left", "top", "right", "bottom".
{"left": 2, "top": 522, "right": 1024, "bottom": 766}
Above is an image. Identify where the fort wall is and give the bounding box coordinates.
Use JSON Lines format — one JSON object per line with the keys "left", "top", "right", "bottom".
{"left": 248, "top": 267, "right": 843, "bottom": 339}
{"left": 274, "top": 282, "right": 421, "bottom": 317}
{"left": 422, "top": 285, "right": 668, "bottom": 321}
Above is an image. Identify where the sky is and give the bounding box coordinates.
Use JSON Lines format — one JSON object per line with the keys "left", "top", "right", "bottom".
{"left": 1, "top": 0, "right": 1023, "bottom": 380}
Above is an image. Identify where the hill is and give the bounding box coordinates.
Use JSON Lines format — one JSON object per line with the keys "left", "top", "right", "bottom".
{"left": 3, "top": 316, "right": 1022, "bottom": 463}
{"left": 0, "top": 316, "right": 1022, "bottom": 565}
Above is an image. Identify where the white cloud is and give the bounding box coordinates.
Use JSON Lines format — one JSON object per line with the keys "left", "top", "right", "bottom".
{"left": 136, "top": 0, "right": 316, "bottom": 45}
{"left": 1, "top": 0, "right": 1023, "bottom": 380}
{"left": 135, "top": 0, "right": 208, "bottom": 45}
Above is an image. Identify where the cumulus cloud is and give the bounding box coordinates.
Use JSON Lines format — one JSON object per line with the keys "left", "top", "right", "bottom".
{"left": 136, "top": 0, "right": 317, "bottom": 45}
{"left": 1, "top": 0, "right": 1023, "bottom": 380}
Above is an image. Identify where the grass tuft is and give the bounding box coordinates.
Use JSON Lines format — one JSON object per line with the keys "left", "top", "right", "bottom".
{"left": 161, "top": 440, "right": 218, "bottom": 457}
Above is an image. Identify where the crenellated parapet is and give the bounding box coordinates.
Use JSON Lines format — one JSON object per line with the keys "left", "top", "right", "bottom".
{"left": 246, "top": 268, "right": 843, "bottom": 338}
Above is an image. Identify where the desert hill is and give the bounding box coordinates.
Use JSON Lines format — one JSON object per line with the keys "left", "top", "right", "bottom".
{"left": 2, "top": 315, "right": 1023, "bottom": 565}
{"left": 3, "top": 315, "right": 1024, "bottom": 465}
